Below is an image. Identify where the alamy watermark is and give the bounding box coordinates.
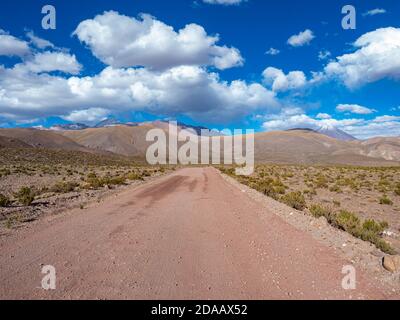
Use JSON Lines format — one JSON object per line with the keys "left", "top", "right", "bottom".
{"left": 341, "top": 265, "right": 356, "bottom": 290}
{"left": 146, "top": 122, "right": 254, "bottom": 176}
{"left": 342, "top": 5, "right": 356, "bottom": 30}
{"left": 40, "top": 265, "right": 56, "bottom": 290}
{"left": 41, "top": 5, "right": 56, "bottom": 30}
{"left": 39, "top": 4, "right": 356, "bottom": 31}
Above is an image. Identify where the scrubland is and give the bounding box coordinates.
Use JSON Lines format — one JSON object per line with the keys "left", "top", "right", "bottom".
{"left": 220, "top": 165, "right": 400, "bottom": 254}
{"left": 0, "top": 148, "right": 172, "bottom": 230}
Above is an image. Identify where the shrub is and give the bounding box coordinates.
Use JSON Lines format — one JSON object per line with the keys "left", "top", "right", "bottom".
{"left": 309, "top": 204, "right": 326, "bottom": 218}
{"left": 219, "top": 167, "right": 235, "bottom": 176}
{"left": 329, "top": 185, "right": 342, "bottom": 193}
{"left": 358, "top": 219, "right": 394, "bottom": 254}
{"left": 252, "top": 180, "right": 279, "bottom": 199}
{"left": 0, "top": 193, "right": 11, "bottom": 207}
{"left": 126, "top": 172, "right": 144, "bottom": 181}
{"left": 309, "top": 204, "right": 330, "bottom": 217}
{"left": 334, "top": 210, "right": 360, "bottom": 234}
{"left": 362, "top": 219, "right": 388, "bottom": 234}
{"left": 281, "top": 192, "right": 306, "bottom": 210}
{"left": 102, "top": 175, "right": 126, "bottom": 186}
{"left": 373, "top": 238, "right": 395, "bottom": 255}
{"left": 158, "top": 167, "right": 165, "bottom": 173}
{"left": 394, "top": 183, "right": 400, "bottom": 196}
{"left": 15, "top": 187, "right": 35, "bottom": 206}
{"left": 379, "top": 195, "right": 393, "bottom": 205}
{"left": 4, "top": 214, "right": 23, "bottom": 229}
{"left": 52, "top": 181, "right": 79, "bottom": 193}
{"left": 315, "top": 175, "right": 328, "bottom": 189}
{"left": 142, "top": 170, "right": 151, "bottom": 177}
{"left": 86, "top": 173, "right": 103, "bottom": 189}
{"left": 274, "top": 185, "right": 286, "bottom": 195}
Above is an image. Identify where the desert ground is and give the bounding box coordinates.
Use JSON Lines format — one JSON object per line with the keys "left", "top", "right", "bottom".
{"left": 221, "top": 165, "right": 400, "bottom": 254}
{"left": 1, "top": 167, "right": 399, "bottom": 300}
{"left": 0, "top": 147, "right": 169, "bottom": 230}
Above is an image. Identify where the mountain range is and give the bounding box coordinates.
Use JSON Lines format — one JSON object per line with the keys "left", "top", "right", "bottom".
{"left": 0, "top": 121, "right": 399, "bottom": 166}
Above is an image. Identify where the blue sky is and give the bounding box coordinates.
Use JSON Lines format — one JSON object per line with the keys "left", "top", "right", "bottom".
{"left": 0, "top": 0, "right": 399, "bottom": 138}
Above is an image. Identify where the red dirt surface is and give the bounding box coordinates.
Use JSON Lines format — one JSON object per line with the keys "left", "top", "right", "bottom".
{"left": 0, "top": 168, "right": 392, "bottom": 299}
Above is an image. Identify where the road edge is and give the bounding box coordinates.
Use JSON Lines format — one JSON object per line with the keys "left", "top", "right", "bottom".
{"left": 218, "top": 170, "right": 400, "bottom": 297}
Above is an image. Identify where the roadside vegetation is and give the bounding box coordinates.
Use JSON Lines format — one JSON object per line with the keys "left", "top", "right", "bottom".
{"left": 0, "top": 147, "right": 173, "bottom": 229}
{"left": 220, "top": 165, "right": 400, "bottom": 254}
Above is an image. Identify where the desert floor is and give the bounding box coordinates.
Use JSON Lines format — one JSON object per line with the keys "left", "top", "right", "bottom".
{"left": 1, "top": 167, "right": 397, "bottom": 300}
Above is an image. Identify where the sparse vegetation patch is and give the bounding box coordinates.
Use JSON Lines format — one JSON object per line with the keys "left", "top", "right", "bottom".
{"left": 220, "top": 164, "right": 400, "bottom": 254}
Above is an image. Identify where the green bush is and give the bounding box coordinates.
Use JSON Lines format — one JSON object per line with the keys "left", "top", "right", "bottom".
{"left": 362, "top": 219, "right": 388, "bottom": 234}
{"left": 52, "top": 181, "right": 79, "bottom": 193}
{"left": 14, "top": 187, "right": 35, "bottom": 206}
{"left": 309, "top": 204, "right": 326, "bottom": 218}
{"left": 379, "top": 195, "right": 393, "bottom": 205}
{"left": 274, "top": 185, "right": 286, "bottom": 195}
{"left": 102, "top": 175, "right": 126, "bottom": 186}
{"left": 85, "top": 173, "right": 126, "bottom": 189}
{"left": 281, "top": 192, "right": 306, "bottom": 210}
{"left": 372, "top": 238, "right": 395, "bottom": 255}
{"left": 0, "top": 193, "right": 11, "bottom": 207}
{"left": 251, "top": 180, "right": 279, "bottom": 200}
{"left": 85, "top": 173, "right": 103, "bottom": 189}
{"left": 358, "top": 219, "right": 394, "bottom": 254}
{"left": 309, "top": 204, "right": 334, "bottom": 221}
{"left": 394, "top": 184, "right": 400, "bottom": 196}
{"left": 334, "top": 210, "right": 360, "bottom": 234}
{"left": 331, "top": 210, "right": 394, "bottom": 254}
{"left": 329, "top": 185, "right": 342, "bottom": 193}
{"left": 315, "top": 175, "right": 328, "bottom": 189}
{"left": 142, "top": 170, "right": 151, "bottom": 177}
{"left": 126, "top": 172, "right": 144, "bottom": 181}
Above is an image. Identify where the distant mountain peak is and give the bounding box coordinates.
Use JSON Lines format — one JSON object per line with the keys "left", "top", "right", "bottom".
{"left": 316, "top": 126, "right": 357, "bottom": 141}
{"left": 94, "top": 118, "right": 122, "bottom": 128}
{"left": 51, "top": 123, "right": 90, "bottom": 131}
{"left": 287, "top": 128, "right": 317, "bottom": 133}
{"left": 318, "top": 123, "right": 335, "bottom": 131}
{"left": 287, "top": 126, "right": 357, "bottom": 141}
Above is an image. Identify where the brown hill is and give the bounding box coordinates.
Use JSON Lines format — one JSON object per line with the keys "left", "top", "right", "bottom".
{"left": 253, "top": 130, "right": 348, "bottom": 164}
{"left": 0, "top": 135, "right": 32, "bottom": 148}
{"left": 0, "top": 128, "right": 90, "bottom": 151}
{"left": 59, "top": 124, "right": 159, "bottom": 157}
{"left": 253, "top": 130, "right": 400, "bottom": 165}
{"left": 356, "top": 137, "right": 400, "bottom": 161}
{"left": 58, "top": 126, "right": 400, "bottom": 166}
{"left": 1, "top": 126, "right": 398, "bottom": 166}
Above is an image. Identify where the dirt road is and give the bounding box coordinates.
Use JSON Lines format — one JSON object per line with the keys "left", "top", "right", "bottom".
{"left": 0, "top": 168, "right": 390, "bottom": 299}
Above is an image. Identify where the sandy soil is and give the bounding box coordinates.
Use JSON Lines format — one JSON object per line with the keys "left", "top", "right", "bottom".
{"left": 0, "top": 167, "right": 397, "bottom": 300}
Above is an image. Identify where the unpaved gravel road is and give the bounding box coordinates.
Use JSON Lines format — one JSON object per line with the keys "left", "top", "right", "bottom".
{"left": 0, "top": 168, "right": 391, "bottom": 299}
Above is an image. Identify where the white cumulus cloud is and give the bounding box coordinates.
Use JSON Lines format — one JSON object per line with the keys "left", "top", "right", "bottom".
{"left": 262, "top": 111, "right": 400, "bottom": 139}
{"left": 363, "top": 8, "right": 386, "bottom": 16}
{"left": 0, "top": 31, "right": 30, "bottom": 57}
{"left": 316, "top": 113, "right": 332, "bottom": 119}
{"left": 14, "top": 52, "right": 82, "bottom": 75}
{"left": 26, "top": 31, "right": 55, "bottom": 49}
{"left": 318, "top": 50, "right": 331, "bottom": 60}
{"left": 73, "top": 11, "right": 244, "bottom": 70}
{"left": 63, "top": 107, "right": 110, "bottom": 123}
{"left": 336, "top": 104, "right": 376, "bottom": 115}
{"left": 262, "top": 67, "right": 308, "bottom": 92}
{"left": 324, "top": 27, "right": 400, "bottom": 88}
{"left": 265, "top": 48, "right": 280, "bottom": 56}
{"left": 0, "top": 61, "right": 278, "bottom": 124}
{"left": 287, "top": 29, "right": 315, "bottom": 47}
